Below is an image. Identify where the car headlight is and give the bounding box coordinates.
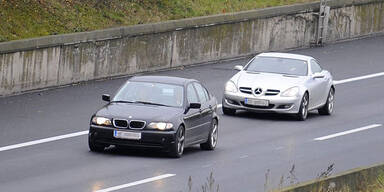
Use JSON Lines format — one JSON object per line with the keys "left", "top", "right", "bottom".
{"left": 225, "top": 81, "right": 238, "bottom": 93}
{"left": 92, "top": 117, "right": 112, "bottom": 126}
{"left": 148, "top": 122, "right": 174, "bottom": 130}
{"left": 281, "top": 86, "right": 300, "bottom": 97}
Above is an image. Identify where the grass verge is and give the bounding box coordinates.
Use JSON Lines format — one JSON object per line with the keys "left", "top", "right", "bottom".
{"left": 0, "top": 0, "right": 316, "bottom": 42}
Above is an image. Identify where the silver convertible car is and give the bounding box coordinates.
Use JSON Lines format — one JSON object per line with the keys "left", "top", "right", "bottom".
{"left": 222, "top": 52, "right": 335, "bottom": 120}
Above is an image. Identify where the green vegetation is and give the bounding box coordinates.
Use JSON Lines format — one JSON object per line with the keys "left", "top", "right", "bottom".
{"left": 0, "top": 0, "right": 316, "bottom": 42}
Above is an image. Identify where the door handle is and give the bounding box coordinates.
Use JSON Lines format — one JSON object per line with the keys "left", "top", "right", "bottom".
{"left": 200, "top": 108, "right": 209, "bottom": 114}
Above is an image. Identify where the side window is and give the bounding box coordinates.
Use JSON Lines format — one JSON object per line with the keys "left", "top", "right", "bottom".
{"left": 193, "top": 83, "right": 209, "bottom": 103}
{"left": 203, "top": 87, "right": 210, "bottom": 101}
{"left": 311, "top": 60, "right": 322, "bottom": 74}
{"left": 187, "top": 84, "right": 199, "bottom": 103}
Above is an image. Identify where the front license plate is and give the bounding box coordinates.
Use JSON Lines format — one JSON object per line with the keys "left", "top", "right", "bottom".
{"left": 244, "top": 98, "right": 269, "bottom": 107}
{"left": 113, "top": 130, "right": 141, "bottom": 140}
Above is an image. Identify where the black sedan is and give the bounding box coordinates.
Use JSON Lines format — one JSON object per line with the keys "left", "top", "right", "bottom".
{"left": 88, "top": 76, "right": 219, "bottom": 157}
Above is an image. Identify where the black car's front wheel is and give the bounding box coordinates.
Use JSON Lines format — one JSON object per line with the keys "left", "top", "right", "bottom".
{"left": 88, "top": 135, "right": 105, "bottom": 152}
{"left": 200, "top": 119, "right": 218, "bottom": 150}
{"left": 169, "top": 126, "right": 185, "bottom": 158}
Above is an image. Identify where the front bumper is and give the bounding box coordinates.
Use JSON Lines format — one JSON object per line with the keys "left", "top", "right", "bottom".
{"left": 89, "top": 125, "right": 176, "bottom": 151}
{"left": 223, "top": 92, "right": 301, "bottom": 114}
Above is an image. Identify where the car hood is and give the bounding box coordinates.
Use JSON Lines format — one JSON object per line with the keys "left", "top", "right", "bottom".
{"left": 95, "top": 103, "right": 184, "bottom": 122}
{"left": 232, "top": 71, "right": 307, "bottom": 91}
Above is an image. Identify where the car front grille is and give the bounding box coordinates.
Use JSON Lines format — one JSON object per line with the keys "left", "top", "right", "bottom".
{"left": 113, "top": 119, "right": 146, "bottom": 129}
{"left": 239, "top": 87, "right": 252, "bottom": 94}
{"left": 239, "top": 87, "right": 280, "bottom": 96}
{"left": 129, "top": 120, "right": 146, "bottom": 129}
{"left": 113, "top": 119, "right": 128, "bottom": 128}
{"left": 265, "top": 89, "right": 280, "bottom": 96}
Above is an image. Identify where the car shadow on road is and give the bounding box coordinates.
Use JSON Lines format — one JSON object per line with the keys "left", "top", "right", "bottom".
{"left": 227, "top": 111, "right": 320, "bottom": 121}
{"left": 93, "top": 145, "right": 204, "bottom": 159}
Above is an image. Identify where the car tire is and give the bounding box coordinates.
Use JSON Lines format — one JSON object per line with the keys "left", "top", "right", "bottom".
{"left": 200, "top": 119, "right": 218, "bottom": 150}
{"left": 88, "top": 136, "right": 105, "bottom": 152}
{"left": 169, "top": 126, "right": 185, "bottom": 158}
{"left": 318, "top": 88, "right": 335, "bottom": 115}
{"left": 296, "top": 93, "right": 309, "bottom": 121}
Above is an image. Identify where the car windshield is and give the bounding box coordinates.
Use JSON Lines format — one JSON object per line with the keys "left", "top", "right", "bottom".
{"left": 245, "top": 56, "right": 308, "bottom": 76}
{"left": 113, "top": 81, "right": 184, "bottom": 107}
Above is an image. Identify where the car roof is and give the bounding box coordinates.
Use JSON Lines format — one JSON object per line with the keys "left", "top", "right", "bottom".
{"left": 129, "top": 75, "right": 196, "bottom": 85}
{"left": 258, "top": 52, "right": 314, "bottom": 61}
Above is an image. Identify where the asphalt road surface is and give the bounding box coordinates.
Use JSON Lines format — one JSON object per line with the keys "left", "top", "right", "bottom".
{"left": 1, "top": 36, "right": 384, "bottom": 192}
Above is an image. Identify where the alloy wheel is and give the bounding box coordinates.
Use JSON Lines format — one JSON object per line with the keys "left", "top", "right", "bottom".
{"left": 302, "top": 95, "right": 308, "bottom": 118}
{"left": 328, "top": 89, "right": 334, "bottom": 113}
{"left": 210, "top": 123, "right": 218, "bottom": 148}
{"left": 177, "top": 128, "right": 185, "bottom": 155}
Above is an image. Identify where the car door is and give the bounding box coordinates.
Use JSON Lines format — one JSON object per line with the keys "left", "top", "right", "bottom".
{"left": 308, "top": 59, "right": 328, "bottom": 108}
{"left": 193, "top": 82, "right": 213, "bottom": 141}
{"left": 183, "top": 83, "right": 202, "bottom": 145}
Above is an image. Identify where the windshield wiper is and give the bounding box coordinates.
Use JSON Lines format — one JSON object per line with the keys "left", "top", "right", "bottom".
{"left": 133, "top": 101, "right": 168, "bottom": 107}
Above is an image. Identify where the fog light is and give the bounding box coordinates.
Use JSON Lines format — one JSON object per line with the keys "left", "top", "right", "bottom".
{"left": 226, "top": 99, "right": 238, "bottom": 105}
{"left": 278, "top": 104, "right": 292, "bottom": 109}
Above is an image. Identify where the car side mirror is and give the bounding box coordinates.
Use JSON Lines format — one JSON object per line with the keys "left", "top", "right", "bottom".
{"left": 102, "top": 94, "right": 111, "bottom": 102}
{"left": 234, "top": 65, "right": 243, "bottom": 71}
{"left": 189, "top": 103, "right": 201, "bottom": 109}
{"left": 312, "top": 73, "right": 325, "bottom": 79}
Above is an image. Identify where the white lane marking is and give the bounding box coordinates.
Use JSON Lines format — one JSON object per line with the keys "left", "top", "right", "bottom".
{"left": 217, "top": 104, "right": 222, "bottom": 108}
{"left": 275, "top": 146, "right": 284, "bottom": 150}
{"left": 0, "top": 131, "right": 89, "bottom": 152}
{"left": 202, "top": 164, "right": 212, "bottom": 168}
{"left": 314, "top": 124, "right": 382, "bottom": 141}
{"left": 333, "top": 72, "right": 384, "bottom": 85}
{"left": 239, "top": 155, "right": 249, "bottom": 159}
{"left": 95, "top": 174, "right": 176, "bottom": 192}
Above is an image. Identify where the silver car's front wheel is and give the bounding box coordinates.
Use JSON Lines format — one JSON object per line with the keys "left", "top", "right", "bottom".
{"left": 296, "top": 93, "right": 309, "bottom": 121}
{"left": 319, "top": 88, "right": 335, "bottom": 115}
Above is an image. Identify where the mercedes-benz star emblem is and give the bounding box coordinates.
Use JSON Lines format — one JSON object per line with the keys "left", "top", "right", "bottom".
{"left": 254, "top": 88, "right": 263, "bottom": 95}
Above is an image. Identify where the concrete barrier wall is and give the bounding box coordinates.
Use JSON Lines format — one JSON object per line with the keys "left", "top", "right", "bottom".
{"left": 0, "top": 0, "right": 383, "bottom": 96}
{"left": 277, "top": 163, "right": 384, "bottom": 192}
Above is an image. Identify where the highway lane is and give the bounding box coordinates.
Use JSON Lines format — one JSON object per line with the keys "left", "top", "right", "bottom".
{"left": 0, "top": 35, "right": 384, "bottom": 192}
